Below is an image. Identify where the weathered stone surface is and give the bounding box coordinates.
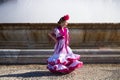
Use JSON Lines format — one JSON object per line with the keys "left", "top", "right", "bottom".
{"left": 0, "top": 49, "right": 120, "bottom": 64}
{"left": 0, "top": 64, "right": 119, "bottom": 80}
{"left": 0, "top": 23, "right": 120, "bottom": 49}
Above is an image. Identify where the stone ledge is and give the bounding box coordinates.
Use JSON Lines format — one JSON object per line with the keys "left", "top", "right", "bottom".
{"left": 0, "top": 49, "right": 120, "bottom": 64}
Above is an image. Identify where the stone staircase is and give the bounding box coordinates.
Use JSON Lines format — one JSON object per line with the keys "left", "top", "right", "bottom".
{"left": 0, "top": 49, "right": 120, "bottom": 64}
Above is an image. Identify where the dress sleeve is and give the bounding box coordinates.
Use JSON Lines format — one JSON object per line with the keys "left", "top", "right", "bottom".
{"left": 54, "top": 28, "right": 60, "bottom": 37}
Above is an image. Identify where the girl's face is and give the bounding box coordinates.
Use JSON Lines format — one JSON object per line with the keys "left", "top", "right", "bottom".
{"left": 60, "top": 21, "right": 68, "bottom": 27}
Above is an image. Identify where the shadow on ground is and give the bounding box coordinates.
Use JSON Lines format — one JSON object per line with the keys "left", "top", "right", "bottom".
{"left": 0, "top": 71, "right": 65, "bottom": 78}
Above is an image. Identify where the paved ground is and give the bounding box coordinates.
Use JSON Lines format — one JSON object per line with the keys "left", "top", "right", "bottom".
{"left": 0, "top": 64, "right": 119, "bottom": 80}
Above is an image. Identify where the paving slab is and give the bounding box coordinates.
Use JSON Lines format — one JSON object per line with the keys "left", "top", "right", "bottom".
{"left": 0, "top": 64, "right": 120, "bottom": 80}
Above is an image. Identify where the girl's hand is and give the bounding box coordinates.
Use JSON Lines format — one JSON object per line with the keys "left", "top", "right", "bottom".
{"left": 54, "top": 39, "right": 58, "bottom": 43}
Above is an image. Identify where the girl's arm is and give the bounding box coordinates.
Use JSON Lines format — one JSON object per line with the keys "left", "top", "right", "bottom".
{"left": 48, "top": 32, "right": 57, "bottom": 43}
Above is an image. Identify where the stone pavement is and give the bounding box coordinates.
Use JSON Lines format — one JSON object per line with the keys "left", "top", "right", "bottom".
{"left": 0, "top": 64, "right": 119, "bottom": 80}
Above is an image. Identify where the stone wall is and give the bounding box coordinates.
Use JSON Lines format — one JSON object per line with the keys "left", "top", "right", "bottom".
{"left": 0, "top": 23, "right": 120, "bottom": 49}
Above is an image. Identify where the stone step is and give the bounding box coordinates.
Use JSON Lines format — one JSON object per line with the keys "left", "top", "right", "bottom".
{"left": 0, "top": 49, "right": 120, "bottom": 64}
{"left": 0, "top": 49, "right": 120, "bottom": 55}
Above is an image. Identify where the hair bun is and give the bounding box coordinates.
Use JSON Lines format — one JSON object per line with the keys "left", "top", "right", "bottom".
{"left": 63, "top": 14, "right": 69, "bottom": 20}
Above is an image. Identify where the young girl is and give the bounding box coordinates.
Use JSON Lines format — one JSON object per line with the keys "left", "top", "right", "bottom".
{"left": 47, "top": 15, "right": 83, "bottom": 74}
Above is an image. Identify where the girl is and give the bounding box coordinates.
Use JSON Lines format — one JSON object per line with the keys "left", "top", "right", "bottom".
{"left": 47, "top": 15, "right": 83, "bottom": 74}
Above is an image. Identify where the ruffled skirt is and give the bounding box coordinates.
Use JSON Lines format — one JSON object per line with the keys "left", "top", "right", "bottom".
{"left": 47, "top": 46, "right": 83, "bottom": 74}
{"left": 47, "top": 39, "right": 83, "bottom": 73}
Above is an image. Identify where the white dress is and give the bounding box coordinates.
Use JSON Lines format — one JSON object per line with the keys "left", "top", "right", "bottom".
{"left": 47, "top": 26, "right": 83, "bottom": 74}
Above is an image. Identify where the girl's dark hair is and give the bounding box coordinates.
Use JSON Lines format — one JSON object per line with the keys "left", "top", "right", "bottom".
{"left": 57, "top": 15, "right": 69, "bottom": 24}
{"left": 57, "top": 17, "right": 65, "bottom": 24}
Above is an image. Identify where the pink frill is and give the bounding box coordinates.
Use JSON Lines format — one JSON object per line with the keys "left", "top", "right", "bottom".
{"left": 47, "top": 54, "right": 83, "bottom": 74}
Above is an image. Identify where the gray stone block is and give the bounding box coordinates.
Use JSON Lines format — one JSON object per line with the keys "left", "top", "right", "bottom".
{"left": 0, "top": 49, "right": 120, "bottom": 64}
